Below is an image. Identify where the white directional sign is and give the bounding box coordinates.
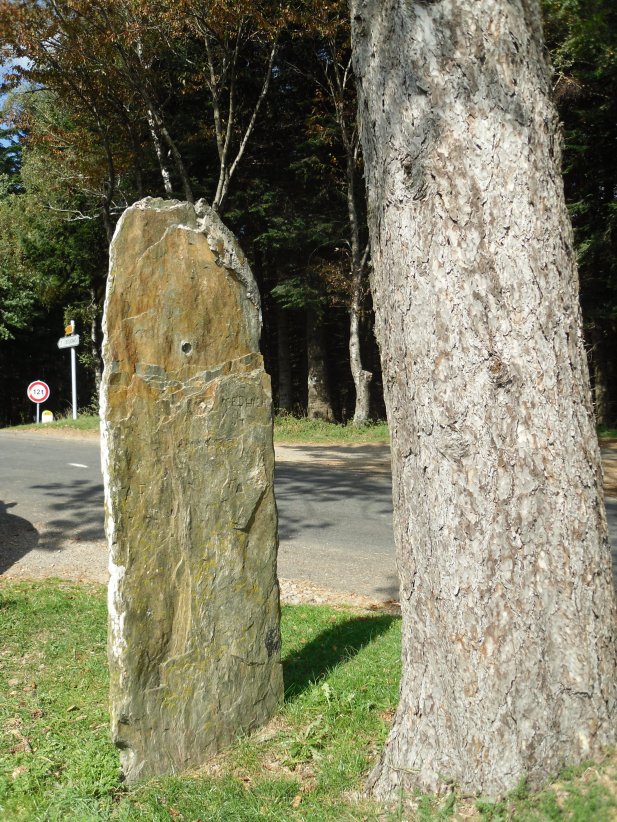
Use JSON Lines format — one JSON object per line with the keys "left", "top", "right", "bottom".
{"left": 58, "top": 334, "right": 80, "bottom": 349}
{"left": 27, "top": 380, "right": 50, "bottom": 404}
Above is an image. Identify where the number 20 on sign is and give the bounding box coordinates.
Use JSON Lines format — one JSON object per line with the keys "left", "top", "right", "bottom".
{"left": 27, "top": 380, "right": 51, "bottom": 424}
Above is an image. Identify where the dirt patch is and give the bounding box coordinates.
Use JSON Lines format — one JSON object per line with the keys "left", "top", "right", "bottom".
{"left": 3, "top": 428, "right": 615, "bottom": 611}
{"left": 7, "top": 426, "right": 100, "bottom": 441}
{"left": 601, "top": 440, "right": 617, "bottom": 497}
{"left": 1, "top": 555, "right": 400, "bottom": 612}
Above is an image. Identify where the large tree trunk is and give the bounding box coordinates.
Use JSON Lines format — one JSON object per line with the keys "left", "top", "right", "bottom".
{"left": 352, "top": 0, "right": 617, "bottom": 800}
{"left": 146, "top": 108, "right": 174, "bottom": 197}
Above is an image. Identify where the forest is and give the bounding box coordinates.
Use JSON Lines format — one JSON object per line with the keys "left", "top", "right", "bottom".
{"left": 0, "top": 0, "right": 615, "bottom": 428}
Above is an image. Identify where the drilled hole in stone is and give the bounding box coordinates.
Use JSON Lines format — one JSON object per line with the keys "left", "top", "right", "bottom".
{"left": 181, "top": 341, "right": 192, "bottom": 355}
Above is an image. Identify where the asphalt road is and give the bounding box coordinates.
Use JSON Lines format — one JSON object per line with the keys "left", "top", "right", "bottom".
{"left": 2, "top": 430, "right": 616, "bottom": 601}
{"left": 0, "top": 431, "right": 399, "bottom": 600}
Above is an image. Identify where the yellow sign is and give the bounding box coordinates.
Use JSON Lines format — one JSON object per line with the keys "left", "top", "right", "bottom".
{"left": 65, "top": 324, "right": 74, "bottom": 335}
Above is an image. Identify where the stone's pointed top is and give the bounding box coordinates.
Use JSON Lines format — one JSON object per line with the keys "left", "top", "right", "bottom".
{"left": 194, "top": 199, "right": 260, "bottom": 311}
{"left": 112, "top": 198, "right": 260, "bottom": 313}
{"left": 104, "top": 197, "right": 263, "bottom": 375}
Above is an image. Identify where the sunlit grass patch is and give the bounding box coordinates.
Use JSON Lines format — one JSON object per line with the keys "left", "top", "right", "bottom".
{"left": 0, "top": 580, "right": 401, "bottom": 820}
{"left": 9, "top": 412, "right": 100, "bottom": 433}
{"left": 2, "top": 580, "right": 617, "bottom": 820}
{"left": 274, "top": 414, "right": 389, "bottom": 444}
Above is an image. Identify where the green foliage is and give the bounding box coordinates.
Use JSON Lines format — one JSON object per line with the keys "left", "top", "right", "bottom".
{"left": 0, "top": 191, "right": 37, "bottom": 340}
{"left": 0, "top": 269, "right": 36, "bottom": 341}
{"left": 0, "top": 91, "right": 107, "bottom": 417}
{"left": 271, "top": 276, "right": 327, "bottom": 311}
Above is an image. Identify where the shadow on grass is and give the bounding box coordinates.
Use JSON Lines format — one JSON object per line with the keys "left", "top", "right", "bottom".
{"left": 282, "top": 613, "right": 398, "bottom": 701}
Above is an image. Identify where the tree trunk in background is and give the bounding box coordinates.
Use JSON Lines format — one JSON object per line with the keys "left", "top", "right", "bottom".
{"left": 146, "top": 109, "right": 174, "bottom": 196}
{"left": 352, "top": 0, "right": 617, "bottom": 799}
{"left": 276, "top": 305, "right": 292, "bottom": 414}
{"left": 306, "top": 307, "right": 334, "bottom": 421}
{"left": 589, "top": 324, "right": 617, "bottom": 427}
{"left": 349, "top": 269, "right": 372, "bottom": 424}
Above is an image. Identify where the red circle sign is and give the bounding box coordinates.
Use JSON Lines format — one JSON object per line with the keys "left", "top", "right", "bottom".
{"left": 27, "top": 380, "right": 51, "bottom": 404}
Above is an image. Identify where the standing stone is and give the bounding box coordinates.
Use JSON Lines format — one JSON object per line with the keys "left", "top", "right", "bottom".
{"left": 100, "top": 198, "right": 283, "bottom": 783}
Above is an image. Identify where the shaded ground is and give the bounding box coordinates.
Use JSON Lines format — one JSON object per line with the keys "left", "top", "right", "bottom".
{"left": 602, "top": 441, "right": 617, "bottom": 497}
{"left": 0, "top": 431, "right": 398, "bottom": 608}
{"left": 2, "top": 429, "right": 616, "bottom": 607}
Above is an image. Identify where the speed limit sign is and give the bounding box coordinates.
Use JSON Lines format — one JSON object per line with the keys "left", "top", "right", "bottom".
{"left": 27, "top": 380, "right": 51, "bottom": 404}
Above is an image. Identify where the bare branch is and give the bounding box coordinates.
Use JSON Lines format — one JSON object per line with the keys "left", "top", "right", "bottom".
{"left": 215, "top": 38, "right": 278, "bottom": 211}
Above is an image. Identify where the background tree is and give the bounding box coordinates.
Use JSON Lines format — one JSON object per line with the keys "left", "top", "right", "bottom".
{"left": 6, "top": 0, "right": 612, "bottom": 432}
{"left": 352, "top": 0, "right": 617, "bottom": 799}
{"left": 543, "top": 0, "right": 617, "bottom": 426}
{"left": 299, "top": 2, "right": 373, "bottom": 424}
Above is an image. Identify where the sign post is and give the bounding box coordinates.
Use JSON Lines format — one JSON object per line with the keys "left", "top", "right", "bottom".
{"left": 27, "top": 380, "right": 51, "bottom": 423}
{"left": 57, "top": 321, "right": 79, "bottom": 420}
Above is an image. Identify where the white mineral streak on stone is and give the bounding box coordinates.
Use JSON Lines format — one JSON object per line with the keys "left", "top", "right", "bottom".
{"left": 100, "top": 236, "right": 127, "bottom": 668}
{"left": 107, "top": 555, "right": 126, "bottom": 663}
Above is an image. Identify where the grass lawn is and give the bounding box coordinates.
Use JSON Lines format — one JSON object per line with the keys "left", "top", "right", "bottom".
{"left": 1, "top": 582, "right": 617, "bottom": 820}
{"left": 9, "top": 413, "right": 617, "bottom": 447}
{"left": 9, "top": 413, "right": 101, "bottom": 433}
{"left": 273, "top": 416, "right": 389, "bottom": 444}
{"left": 7, "top": 413, "right": 390, "bottom": 444}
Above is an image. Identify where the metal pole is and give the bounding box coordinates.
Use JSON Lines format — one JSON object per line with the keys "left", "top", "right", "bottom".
{"left": 37, "top": 404, "right": 40, "bottom": 424}
{"left": 70, "top": 319, "right": 77, "bottom": 419}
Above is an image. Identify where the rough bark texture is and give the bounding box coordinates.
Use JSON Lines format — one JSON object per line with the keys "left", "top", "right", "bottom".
{"left": 101, "top": 197, "right": 282, "bottom": 784}
{"left": 352, "top": 0, "right": 617, "bottom": 799}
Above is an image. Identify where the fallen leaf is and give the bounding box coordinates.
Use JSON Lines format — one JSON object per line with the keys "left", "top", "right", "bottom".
{"left": 291, "top": 794, "right": 302, "bottom": 808}
{"left": 66, "top": 705, "right": 78, "bottom": 712}
{"left": 31, "top": 709, "right": 44, "bottom": 719}
{"left": 11, "top": 766, "right": 28, "bottom": 779}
